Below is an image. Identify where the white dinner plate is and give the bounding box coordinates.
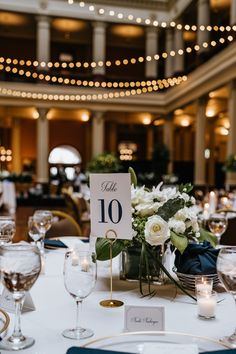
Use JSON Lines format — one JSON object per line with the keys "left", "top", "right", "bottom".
{"left": 83, "top": 331, "right": 231, "bottom": 353}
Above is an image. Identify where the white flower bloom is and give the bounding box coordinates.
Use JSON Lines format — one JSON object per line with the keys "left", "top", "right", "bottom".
{"left": 181, "top": 193, "right": 190, "bottom": 203}
{"left": 152, "top": 182, "right": 178, "bottom": 203}
{"left": 144, "top": 215, "right": 170, "bottom": 246}
{"left": 168, "top": 218, "right": 186, "bottom": 234}
{"left": 135, "top": 201, "right": 162, "bottom": 217}
{"left": 131, "top": 185, "right": 150, "bottom": 206}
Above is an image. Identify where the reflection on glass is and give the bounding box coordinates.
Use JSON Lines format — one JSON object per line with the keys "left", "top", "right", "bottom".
{"left": 0, "top": 216, "right": 16, "bottom": 245}
{"left": 208, "top": 213, "right": 228, "bottom": 245}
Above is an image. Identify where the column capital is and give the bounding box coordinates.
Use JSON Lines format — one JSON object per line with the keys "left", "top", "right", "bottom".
{"left": 36, "top": 15, "right": 51, "bottom": 25}
{"left": 145, "top": 26, "right": 158, "bottom": 37}
{"left": 92, "top": 21, "right": 107, "bottom": 31}
{"left": 37, "top": 108, "right": 49, "bottom": 120}
{"left": 92, "top": 111, "right": 105, "bottom": 121}
{"left": 197, "top": 95, "right": 208, "bottom": 106}
{"left": 198, "top": 0, "right": 209, "bottom": 5}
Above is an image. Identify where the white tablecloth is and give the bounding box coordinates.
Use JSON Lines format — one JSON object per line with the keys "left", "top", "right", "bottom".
{"left": 1, "top": 238, "right": 234, "bottom": 354}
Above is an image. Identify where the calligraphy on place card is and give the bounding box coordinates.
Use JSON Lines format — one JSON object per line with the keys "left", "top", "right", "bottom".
{"left": 124, "top": 305, "right": 165, "bottom": 332}
{"left": 90, "top": 174, "right": 132, "bottom": 240}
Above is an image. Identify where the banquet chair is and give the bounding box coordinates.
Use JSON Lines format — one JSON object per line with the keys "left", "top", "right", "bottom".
{"left": 45, "top": 210, "right": 83, "bottom": 239}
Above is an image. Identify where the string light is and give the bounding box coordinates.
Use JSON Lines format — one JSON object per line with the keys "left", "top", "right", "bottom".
{"left": 0, "top": 75, "right": 187, "bottom": 102}
{"left": 0, "top": 34, "right": 233, "bottom": 77}
{"left": 67, "top": 0, "right": 236, "bottom": 33}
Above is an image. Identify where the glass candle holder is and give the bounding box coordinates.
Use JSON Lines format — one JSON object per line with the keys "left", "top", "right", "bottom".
{"left": 197, "top": 290, "right": 217, "bottom": 320}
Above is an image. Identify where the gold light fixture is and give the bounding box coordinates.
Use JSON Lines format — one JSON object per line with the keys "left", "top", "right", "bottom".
{"left": 111, "top": 25, "right": 144, "bottom": 38}
{"left": 52, "top": 18, "right": 85, "bottom": 32}
{"left": 0, "top": 12, "right": 27, "bottom": 26}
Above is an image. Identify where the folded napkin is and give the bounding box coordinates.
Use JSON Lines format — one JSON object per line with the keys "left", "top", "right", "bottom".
{"left": 44, "top": 239, "right": 68, "bottom": 249}
{"left": 200, "top": 350, "right": 236, "bottom": 354}
{"left": 174, "top": 241, "right": 219, "bottom": 275}
{"left": 67, "top": 348, "right": 131, "bottom": 354}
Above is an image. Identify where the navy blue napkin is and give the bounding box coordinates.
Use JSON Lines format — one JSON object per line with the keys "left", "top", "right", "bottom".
{"left": 174, "top": 241, "right": 219, "bottom": 275}
{"left": 44, "top": 239, "right": 68, "bottom": 249}
{"left": 67, "top": 348, "right": 131, "bottom": 354}
{"left": 200, "top": 350, "right": 236, "bottom": 354}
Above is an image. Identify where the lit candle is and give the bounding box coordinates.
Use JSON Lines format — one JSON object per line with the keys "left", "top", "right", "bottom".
{"left": 71, "top": 251, "right": 79, "bottom": 266}
{"left": 197, "top": 291, "right": 217, "bottom": 319}
{"left": 209, "top": 191, "right": 217, "bottom": 214}
{"left": 195, "top": 277, "right": 213, "bottom": 294}
{"left": 81, "top": 258, "right": 89, "bottom": 272}
{"left": 203, "top": 203, "right": 210, "bottom": 220}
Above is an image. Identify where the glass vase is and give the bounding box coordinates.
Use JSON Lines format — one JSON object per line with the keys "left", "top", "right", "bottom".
{"left": 120, "top": 243, "right": 165, "bottom": 285}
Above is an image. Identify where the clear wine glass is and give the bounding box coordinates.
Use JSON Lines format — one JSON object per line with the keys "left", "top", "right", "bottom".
{"left": 208, "top": 213, "right": 228, "bottom": 245}
{"left": 217, "top": 247, "right": 236, "bottom": 347}
{"left": 33, "top": 210, "right": 53, "bottom": 253}
{"left": 0, "top": 216, "right": 16, "bottom": 245}
{"left": 0, "top": 243, "right": 41, "bottom": 350}
{"left": 62, "top": 250, "right": 97, "bottom": 340}
{"left": 28, "top": 216, "right": 41, "bottom": 245}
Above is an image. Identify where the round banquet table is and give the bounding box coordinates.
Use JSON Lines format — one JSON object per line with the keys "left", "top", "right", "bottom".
{"left": 0, "top": 238, "right": 234, "bottom": 354}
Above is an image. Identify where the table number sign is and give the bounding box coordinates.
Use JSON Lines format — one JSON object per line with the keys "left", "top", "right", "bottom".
{"left": 90, "top": 173, "right": 132, "bottom": 240}
{"left": 0, "top": 289, "right": 35, "bottom": 313}
{"left": 124, "top": 305, "right": 165, "bottom": 332}
{"left": 90, "top": 173, "right": 132, "bottom": 308}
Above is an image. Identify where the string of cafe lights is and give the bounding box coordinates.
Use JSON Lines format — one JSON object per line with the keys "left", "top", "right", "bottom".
{"left": 0, "top": 35, "right": 233, "bottom": 84}
{"left": 67, "top": 0, "right": 236, "bottom": 32}
{"left": 0, "top": 75, "right": 187, "bottom": 102}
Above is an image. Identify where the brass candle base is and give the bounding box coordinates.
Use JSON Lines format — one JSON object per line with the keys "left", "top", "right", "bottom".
{"left": 99, "top": 299, "right": 124, "bottom": 308}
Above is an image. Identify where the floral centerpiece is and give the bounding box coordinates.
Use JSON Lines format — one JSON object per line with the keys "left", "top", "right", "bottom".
{"left": 223, "top": 154, "right": 236, "bottom": 172}
{"left": 96, "top": 169, "right": 216, "bottom": 298}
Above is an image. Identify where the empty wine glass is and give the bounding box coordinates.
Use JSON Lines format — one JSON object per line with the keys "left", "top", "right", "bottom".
{"left": 217, "top": 247, "right": 236, "bottom": 347}
{"left": 62, "top": 250, "right": 97, "bottom": 340}
{"left": 0, "top": 216, "right": 16, "bottom": 245}
{"left": 208, "top": 213, "right": 228, "bottom": 245}
{"left": 0, "top": 244, "right": 41, "bottom": 350}
{"left": 33, "top": 210, "right": 53, "bottom": 253}
{"left": 28, "top": 216, "right": 41, "bottom": 246}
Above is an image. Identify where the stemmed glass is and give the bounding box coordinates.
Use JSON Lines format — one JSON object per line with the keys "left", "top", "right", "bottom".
{"left": 208, "top": 213, "right": 228, "bottom": 245}
{"left": 0, "top": 244, "right": 41, "bottom": 350}
{"left": 33, "top": 210, "right": 53, "bottom": 253}
{"left": 0, "top": 216, "right": 16, "bottom": 245}
{"left": 217, "top": 247, "right": 236, "bottom": 347}
{"left": 62, "top": 250, "right": 97, "bottom": 340}
{"left": 28, "top": 216, "right": 41, "bottom": 246}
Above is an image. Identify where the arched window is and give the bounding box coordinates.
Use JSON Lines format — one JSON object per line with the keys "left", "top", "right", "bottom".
{"left": 48, "top": 145, "right": 82, "bottom": 165}
{"left": 48, "top": 145, "right": 82, "bottom": 181}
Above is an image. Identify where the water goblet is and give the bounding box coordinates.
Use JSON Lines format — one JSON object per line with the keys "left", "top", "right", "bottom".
{"left": 62, "top": 250, "right": 97, "bottom": 340}
{"left": 33, "top": 210, "right": 53, "bottom": 253}
{"left": 217, "top": 246, "right": 236, "bottom": 347}
{"left": 0, "top": 216, "right": 16, "bottom": 245}
{"left": 0, "top": 243, "right": 41, "bottom": 350}
{"left": 208, "top": 213, "right": 228, "bottom": 245}
{"left": 28, "top": 216, "right": 41, "bottom": 246}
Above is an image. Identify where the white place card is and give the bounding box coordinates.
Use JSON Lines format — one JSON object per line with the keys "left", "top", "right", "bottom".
{"left": 142, "top": 343, "right": 199, "bottom": 354}
{"left": 90, "top": 173, "right": 132, "bottom": 240}
{"left": 0, "top": 289, "right": 35, "bottom": 313}
{"left": 124, "top": 305, "right": 165, "bottom": 332}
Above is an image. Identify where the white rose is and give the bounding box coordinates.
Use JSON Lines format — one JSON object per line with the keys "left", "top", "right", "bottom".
{"left": 144, "top": 215, "right": 170, "bottom": 246}
{"left": 168, "top": 218, "right": 186, "bottom": 234}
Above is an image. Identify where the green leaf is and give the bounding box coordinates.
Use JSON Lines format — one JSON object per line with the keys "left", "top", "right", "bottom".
{"left": 178, "top": 183, "right": 193, "bottom": 194}
{"left": 198, "top": 228, "right": 217, "bottom": 248}
{"left": 95, "top": 238, "right": 126, "bottom": 261}
{"left": 128, "top": 167, "right": 137, "bottom": 187}
{"left": 170, "top": 231, "right": 188, "bottom": 254}
{"left": 158, "top": 197, "right": 185, "bottom": 222}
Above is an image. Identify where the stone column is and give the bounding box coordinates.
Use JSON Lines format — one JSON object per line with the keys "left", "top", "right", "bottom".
{"left": 92, "top": 112, "right": 105, "bottom": 157}
{"left": 92, "top": 22, "right": 106, "bottom": 76}
{"left": 197, "top": 0, "right": 210, "bottom": 53}
{"left": 145, "top": 27, "right": 158, "bottom": 78}
{"left": 146, "top": 125, "right": 154, "bottom": 160}
{"left": 36, "top": 15, "right": 50, "bottom": 64}
{"left": 231, "top": 0, "right": 236, "bottom": 25}
{"left": 165, "top": 28, "right": 174, "bottom": 78}
{"left": 174, "top": 27, "right": 184, "bottom": 74}
{"left": 163, "top": 117, "right": 174, "bottom": 174}
{"left": 11, "top": 118, "right": 21, "bottom": 173}
{"left": 226, "top": 80, "right": 236, "bottom": 186}
{"left": 36, "top": 108, "right": 49, "bottom": 183}
{"left": 194, "top": 97, "right": 207, "bottom": 185}
{"left": 207, "top": 118, "right": 216, "bottom": 186}
{"left": 109, "top": 122, "right": 117, "bottom": 155}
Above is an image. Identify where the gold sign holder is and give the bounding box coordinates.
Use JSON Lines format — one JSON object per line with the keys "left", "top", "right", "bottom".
{"left": 100, "top": 230, "right": 124, "bottom": 308}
